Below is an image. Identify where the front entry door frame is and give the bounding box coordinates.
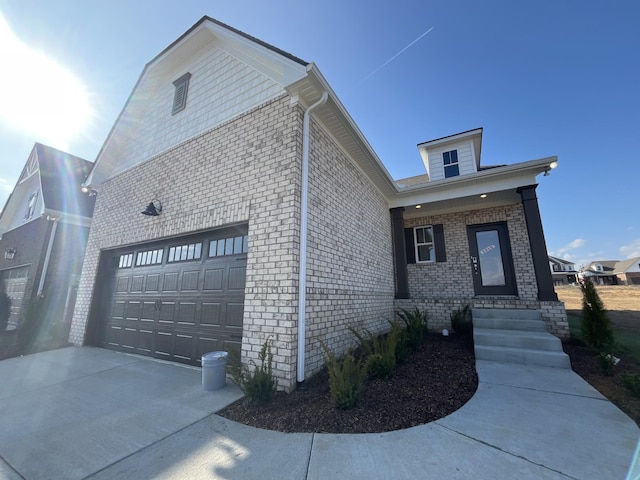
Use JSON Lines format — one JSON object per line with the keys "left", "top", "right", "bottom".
{"left": 467, "top": 222, "right": 518, "bottom": 296}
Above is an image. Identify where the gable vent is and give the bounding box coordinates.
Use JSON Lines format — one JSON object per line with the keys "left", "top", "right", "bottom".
{"left": 172, "top": 72, "right": 191, "bottom": 115}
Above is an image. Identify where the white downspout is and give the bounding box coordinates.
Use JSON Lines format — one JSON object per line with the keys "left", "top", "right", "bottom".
{"left": 297, "top": 91, "right": 328, "bottom": 389}
{"left": 38, "top": 217, "right": 60, "bottom": 295}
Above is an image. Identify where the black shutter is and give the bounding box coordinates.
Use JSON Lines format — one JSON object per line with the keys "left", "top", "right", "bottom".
{"left": 404, "top": 228, "right": 415, "bottom": 264}
{"left": 434, "top": 224, "right": 446, "bottom": 263}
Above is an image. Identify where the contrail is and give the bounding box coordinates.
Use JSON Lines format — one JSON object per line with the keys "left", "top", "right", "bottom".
{"left": 359, "top": 27, "right": 434, "bottom": 85}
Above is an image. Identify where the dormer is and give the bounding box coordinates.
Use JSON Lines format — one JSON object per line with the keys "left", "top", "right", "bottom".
{"left": 417, "top": 128, "right": 483, "bottom": 182}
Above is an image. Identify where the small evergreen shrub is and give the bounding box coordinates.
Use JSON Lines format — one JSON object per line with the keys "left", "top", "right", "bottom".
{"left": 397, "top": 308, "right": 429, "bottom": 352}
{"left": 0, "top": 285, "right": 10, "bottom": 331}
{"left": 621, "top": 373, "right": 640, "bottom": 398}
{"left": 597, "top": 352, "right": 616, "bottom": 376}
{"left": 349, "top": 326, "right": 398, "bottom": 380}
{"left": 580, "top": 280, "right": 614, "bottom": 350}
{"left": 227, "top": 338, "right": 277, "bottom": 406}
{"left": 392, "top": 323, "right": 412, "bottom": 365}
{"left": 322, "top": 344, "right": 366, "bottom": 410}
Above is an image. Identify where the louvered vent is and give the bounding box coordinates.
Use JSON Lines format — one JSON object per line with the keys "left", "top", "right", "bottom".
{"left": 171, "top": 72, "right": 191, "bottom": 115}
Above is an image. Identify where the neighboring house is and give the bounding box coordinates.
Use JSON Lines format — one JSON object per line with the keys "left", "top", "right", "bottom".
{"left": 549, "top": 256, "right": 578, "bottom": 285}
{"left": 0, "top": 143, "right": 95, "bottom": 341}
{"left": 69, "top": 17, "right": 567, "bottom": 391}
{"left": 580, "top": 258, "right": 640, "bottom": 286}
{"left": 580, "top": 261, "right": 619, "bottom": 285}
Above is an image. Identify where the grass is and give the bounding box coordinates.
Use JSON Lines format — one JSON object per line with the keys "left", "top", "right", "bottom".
{"left": 568, "top": 315, "right": 640, "bottom": 363}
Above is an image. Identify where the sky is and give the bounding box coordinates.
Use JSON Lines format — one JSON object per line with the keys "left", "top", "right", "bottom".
{"left": 0, "top": 0, "right": 638, "bottom": 268}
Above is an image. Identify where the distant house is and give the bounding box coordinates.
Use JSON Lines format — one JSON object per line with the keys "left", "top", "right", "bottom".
{"left": 613, "top": 257, "right": 640, "bottom": 285}
{"left": 69, "top": 17, "right": 567, "bottom": 391}
{"left": 0, "top": 144, "right": 95, "bottom": 344}
{"left": 548, "top": 256, "right": 578, "bottom": 285}
{"left": 580, "top": 260, "right": 621, "bottom": 285}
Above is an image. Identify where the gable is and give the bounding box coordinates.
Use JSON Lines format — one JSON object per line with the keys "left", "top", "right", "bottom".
{"left": 86, "top": 18, "right": 308, "bottom": 188}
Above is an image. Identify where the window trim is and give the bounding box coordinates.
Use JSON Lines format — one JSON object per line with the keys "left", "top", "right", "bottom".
{"left": 171, "top": 72, "right": 191, "bottom": 115}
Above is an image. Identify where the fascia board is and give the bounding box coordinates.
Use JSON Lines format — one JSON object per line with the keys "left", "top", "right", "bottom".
{"left": 389, "top": 157, "right": 557, "bottom": 208}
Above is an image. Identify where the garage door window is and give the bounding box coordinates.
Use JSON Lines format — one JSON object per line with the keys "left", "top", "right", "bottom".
{"left": 209, "top": 235, "right": 248, "bottom": 257}
{"left": 136, "top": 248, "right": 164, "bottom": 266}
{"left": 118, "top": 253, "right": 133, "bottom": 268}
{"left": 168, "top": 242, "right": 202, "bottom": 263}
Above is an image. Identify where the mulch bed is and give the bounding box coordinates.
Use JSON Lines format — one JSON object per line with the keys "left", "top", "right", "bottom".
{"left": 218, "top": 333, "right": 478, "bottom": 433}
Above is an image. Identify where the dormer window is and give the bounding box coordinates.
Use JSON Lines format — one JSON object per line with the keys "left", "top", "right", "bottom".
{"left": 443, "top": 150, "right": 459, "bottom": 178}
{"left": 171, "top": 72, "right": 191, "bottom": 115}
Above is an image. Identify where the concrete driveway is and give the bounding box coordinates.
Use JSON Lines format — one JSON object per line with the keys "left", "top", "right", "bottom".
{"left": 0, "top": 346, "right": 638, "bottom": 479}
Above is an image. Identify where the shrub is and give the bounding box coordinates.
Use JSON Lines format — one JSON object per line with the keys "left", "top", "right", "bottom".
{"left": 349, "top": 326, "right": 398, "bottom": 380}
{"left": 392, "top": 323, "right": 412, "bottom": 365}
{"left": 322, "top": 344, "right": 366, "bottom": 409}
{"left": 450, "top": 304, "right": 472, "bottom": 335}
{"left": 0, "top": 285, "right": 10, "bottom": 331}
{"left": 597, "top": 352, "right": 616, "bottom": 376}
{"left": 580, "top": 281, "right": 613, "bottom": 350}
{"left": 621, "top": 373, "right": 640, "bottom": 398}
{"left": 227, "top": 338, "right": 277, "bottom": 406}
{"left": 397, "top": 308, "right": 429, "bottom": 352}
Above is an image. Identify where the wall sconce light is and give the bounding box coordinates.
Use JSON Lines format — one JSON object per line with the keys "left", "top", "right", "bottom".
{"left": 81, "top": 185, "right": 97, "bottom": 196}
{"left": 544, "top": 161, "right": 558, "bottom": 176}
{"left": 4, "top": 248, "right": 16, "bottom": 260}
{"left": 141, "top": 200, "right": 163, "bottom": 216}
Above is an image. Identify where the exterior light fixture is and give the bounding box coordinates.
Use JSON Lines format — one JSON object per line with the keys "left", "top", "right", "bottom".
{"left": 544, "top": 161, "right": 558, "bottom": 176}
{"left": 480, "top": 194, "right": 487, "bottom": 198}
{"left": 4, "top": 248, "right": 16, "bottom": 260}
{"left": 141, "top": 200, "right": 163, "bottom": 216}
{"left": 415, "top": 204, "right": 422, "bottom": 209}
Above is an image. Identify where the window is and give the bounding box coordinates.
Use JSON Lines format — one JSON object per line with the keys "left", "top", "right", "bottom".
{"left": 171, "top": 72, "right": 191, "bottom": 115}
{"left": 24, "top": 191, "right": 38, "bottom": 220}
{"left": 553, "top": 265, "right": 560, "bottom": 272}
{"left": 135, "top": 248, "right": 164, "bottom": 266}
{"left": 168, "top": 242, "right": 202, "bottom": 263}
{"left": 209, "top": 235, "right": 249, "bottom": 257}
{"left": 443, "top": 150, "right": 459, "bottom": 178}
{"left": 414, "top": 226, "right": 435, "bottom": 263}
{"left": 118, "top": 253, "right": 133, "bottom": 268}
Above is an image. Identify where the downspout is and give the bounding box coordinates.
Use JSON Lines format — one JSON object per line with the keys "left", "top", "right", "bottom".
{"left": 38, "top": 217, "right": 60, "bottom": 295}
{"left": 297, "top": 91, "right": 328, "bottom": 390}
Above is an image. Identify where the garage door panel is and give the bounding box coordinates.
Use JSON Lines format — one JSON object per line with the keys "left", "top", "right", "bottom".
{"left": 125, "top": 301, "right": 141, "bottom": 320}
{"left": 112, "top": 301, "right": 125, "bottom": 319}
{"left": 177, "top": 302, "right": 196, "bottom": 324}
{"left": 106, "top": 325, "right": 122, "bottom": 347}
{"left": 204, "top": 269, "right": 223, "bottom": 291}
{"left": 138, "top": 329, "right": 153, "bottom": 353}
{"left": 116, "top": 276, "right": 129, "bottom": 293}
{"left": 163, "top": 273, "right": 179, "bottom": 292}
{"left": 228, "top": 267, "right": 246, "bottom": 290}
{"left": 226, "top": 303, "right": 244, "bottom": 329}
{"left": 175, "top": 334, "right": 194, "bottom": 361}
{"left": 131, "top": 275, "right": 144, "bottom": 292}
{"left": 141, "top": 301, "right": 156, "bottom": 321}
{"left": 201, "top": 302, "right": 221, "bottom": 326}
{"left": 145, "top": 274, "right": 160, "bottom": 292}
{"left": 159, "top": 301, "right": 176, "bottom": 322}
{"left": 155, "top": 331, "right": 173, "bottom": 357}
{"left": 196, "top": 336, "right": 219, "bottom": 362}
{"left": 181, "top": 271, "right": 199, "bottom": 291}
{"left": 121, "top": 327, "right": 137, "bottom": 350}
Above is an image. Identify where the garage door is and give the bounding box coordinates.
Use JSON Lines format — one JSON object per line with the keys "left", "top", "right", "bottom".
{"left": 97, "top": 227, "right": 248, "bottom": 365}
{"left": 1, "top": 266, "right": 29, "bottom": 330}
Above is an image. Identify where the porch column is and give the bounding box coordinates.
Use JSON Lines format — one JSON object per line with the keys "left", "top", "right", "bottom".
{"left": 517, "top": 185, "right": 558, "bottom": 301}
{"left": 390, "top": 207, "right": 409, "bottom": 299}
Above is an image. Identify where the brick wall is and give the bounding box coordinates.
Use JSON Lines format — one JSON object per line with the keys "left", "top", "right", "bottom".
{"left": 303, "top": 121, "right": 395, "bottom": 377}
{"left": 399, "top": 204, "right": 568, "bottom": 338}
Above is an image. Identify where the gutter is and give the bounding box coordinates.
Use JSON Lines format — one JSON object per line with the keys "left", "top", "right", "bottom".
{"left": 38, "top": 216, "right": 60, "bottom": 295}
{"left": 297, "top": 91, "right": 328, "bottom": 390}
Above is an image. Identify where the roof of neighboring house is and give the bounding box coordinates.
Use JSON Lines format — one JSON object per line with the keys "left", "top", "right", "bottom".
{"left": 584, "top": 260, "right": 619, "bottom": 273}
{"left": 35, "top": 143, "right": 96, "bottom": 217}
{"left": 613, "top": 257, "right": 640, "bottom": 274}
{"left": 549, "top": 255, "right": 575, "bottom": 266}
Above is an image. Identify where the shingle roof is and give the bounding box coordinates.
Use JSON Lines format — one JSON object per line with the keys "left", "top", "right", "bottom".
{"left": 613, "top": 257, "right": 640, "bottom": 274}
{"left": 36, "top": 143, "right": 95, "bottom": 218}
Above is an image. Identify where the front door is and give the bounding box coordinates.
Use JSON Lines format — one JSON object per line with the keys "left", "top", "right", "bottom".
{"left": 467, "top": 222, "right": 517, "bottom": 296}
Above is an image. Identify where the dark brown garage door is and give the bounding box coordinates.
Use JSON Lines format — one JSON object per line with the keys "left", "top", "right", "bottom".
{"left": 97, "top": 227, "right": 247, "bottom": 365}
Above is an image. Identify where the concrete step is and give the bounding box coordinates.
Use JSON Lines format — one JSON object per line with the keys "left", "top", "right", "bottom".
{"left": 472, "top": 308, "right": 547, "bottom": 332}
{"left": 474, "top": 328, "right": 563, "bottom": 352}
{"left": 475, "top": 345, "right": 571, "bottom": 369}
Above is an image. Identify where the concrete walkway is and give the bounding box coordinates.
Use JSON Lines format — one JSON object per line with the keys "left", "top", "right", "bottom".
{"left": 0, "top": 347, "right": 638, "bottom": 479}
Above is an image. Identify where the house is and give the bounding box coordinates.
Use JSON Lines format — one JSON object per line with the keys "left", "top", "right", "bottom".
{"left": 549, "top": 256, "right": 578, "bottom": 285}
{"left": 580, "top": 261, "right": 619, "bottom": 285}
{"left": 69, "top": 17, "right": 567, "bottom": 391}
{"left": 580, "top": 258, "right": 640, "bottom": 286}
{"left": 0, "top": 143, "right": 95, "bottom": 344}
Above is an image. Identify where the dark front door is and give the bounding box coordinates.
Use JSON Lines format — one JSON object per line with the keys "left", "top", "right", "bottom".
{"left": 467, "top": 222, "right": 517, "bottom": 296}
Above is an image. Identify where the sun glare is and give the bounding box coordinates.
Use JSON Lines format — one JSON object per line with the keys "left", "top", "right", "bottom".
{"left": 0, "top": 14, "right": 93, "bottom": 149}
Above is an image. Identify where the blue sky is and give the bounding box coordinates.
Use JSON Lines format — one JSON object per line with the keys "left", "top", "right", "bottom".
{"left": 0, "top": 0, "right": 638, "bottom": 267}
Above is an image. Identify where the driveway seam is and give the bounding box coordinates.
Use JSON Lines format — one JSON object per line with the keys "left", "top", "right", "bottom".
{"left": 304, "top": 433, "right": 315, "bottom": 479}
{"left": 433, "top": 421, "right": 579, "bottom": 480}
{"left": 0, "top": 453, "right": 26, "bottom": 480}
{"left": 479, "top": 380, "right": 608, "bottom": 402}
